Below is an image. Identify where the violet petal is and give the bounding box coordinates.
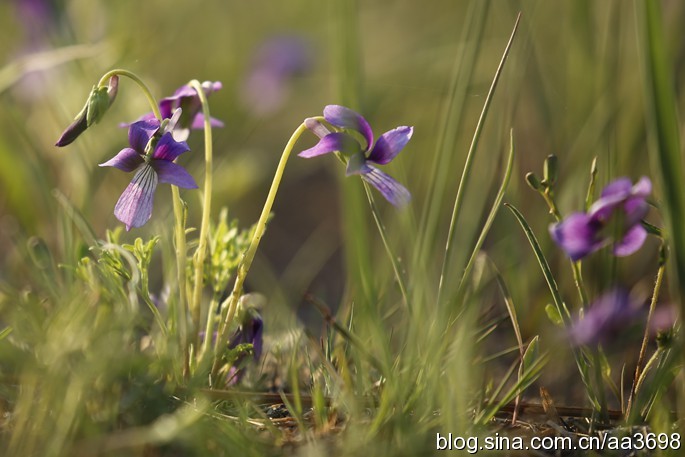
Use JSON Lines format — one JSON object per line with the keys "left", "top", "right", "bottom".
{"left": 113, "top": 165, "right": 158, "bottom": 231}
{"left": 152, "top": 160, "right": 198, "bottom": 189}
{"left": 128, "top": 120, "right": 160, "bottom": 153}
{"left": 623, "top": 196, "right": 650, "bottom": 226}
{"left": 549, "top": 212, "right": 603, "bottom": 261}
{"left": 151, "top": 133, "right": 190, "bottom": 161}
{"left": 613, "top": 224, "right": 648, "bottom": 257}
{"left": 190, "top": 113, "right": 225, "bottom": 130}
{"left": 304, "top": 117, "right": 331, "bottom": 139}
{"left": 99, "top": 147, "right": 144, "bottom": 172}
{"left": 323, "top": 105, "right": 374, "bottom": 151}
{"left": 298, "top": 132, "right": 360, "bottom": 158}
{"left": 367, "top": 126, "right": 413, "bottom": 165}
{"left": 360, "top": 166, "right": 411, "bottom": 207}
{"left": 600, "top": 177, "right": 633, "bottom": 200}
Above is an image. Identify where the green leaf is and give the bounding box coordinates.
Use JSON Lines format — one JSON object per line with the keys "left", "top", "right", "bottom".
{"left": 504, "top": 203, "right": 570, "bottom": 323}
{"left": 522, "top": 336, "right": 540, "bottom": 374}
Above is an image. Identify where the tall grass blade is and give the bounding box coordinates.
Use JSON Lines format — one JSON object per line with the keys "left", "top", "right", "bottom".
{"left": 504, "top": 203, "right": 569, "bottom": 323}
{"left": 635, "top": 0, "right": 685, "bottom": 422}
{"left": 458, "top": 129, "right": 515, "bottom": 296}
{"left": 438, "top": 12, "right": 521, "bottom": 304}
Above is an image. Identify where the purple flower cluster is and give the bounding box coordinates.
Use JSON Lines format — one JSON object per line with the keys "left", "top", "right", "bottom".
{"left": 550, "top": 177, "right": 651, "bottom": 261}
{"left": 299, "top": 105, "right": 412, "bottom": 206}
{"left": 57, "top": 80, "right": 223, "bottom": 230}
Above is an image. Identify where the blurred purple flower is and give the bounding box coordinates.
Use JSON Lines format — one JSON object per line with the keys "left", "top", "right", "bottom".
{"left": 14, "top": 0, "right": 59, "bottom": 50}
{"left": 241, "top": 35, "right": 312, "bottom": 116}
{"left": 128, "top": 81, "right": 224, "bottom": 141}
{"left": 568, "top": 289, "right": 643, "bottom": 346}
{"left": 100, "top": 118, "right": 197, "bottom": 230}
{"left": 649, "top": 305, "right": 678, "bottom": 335}
{"left": 228, "top": 308, "right": 263, "bottom": 360}
{"left": 226, "top": 307, "right": 263, "bottom": 385}
{"left": 550, "top": 177, "right": 651, "bottom": 261}
{"left": 299, "top": 105, "right": 413, "bottom": 206}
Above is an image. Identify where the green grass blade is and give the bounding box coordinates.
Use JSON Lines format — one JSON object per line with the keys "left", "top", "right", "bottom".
{"left": 504, "top": 203, "right": 570, "bottom": 323}
{"left": 438, "top": 12, "right": 521, "bottom": 304}
{"left": 458, "top": 129, "right": 515, "bottom": 296}
{"left": 635, "top": 1, "right": 685, "bottom": 416}
{"left": 416, "top": 0, "right": 490, "bottom": 265}
{"left": 636, "top": 0, "right": 685, "bottom": 424}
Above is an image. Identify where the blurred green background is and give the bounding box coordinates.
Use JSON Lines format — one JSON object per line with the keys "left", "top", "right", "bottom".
{"left": 1, "top": 0, "right": 683, "bottom": 407}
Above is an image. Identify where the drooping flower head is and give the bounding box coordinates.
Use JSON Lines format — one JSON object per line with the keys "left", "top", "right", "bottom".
{"left": 55, "top": 75, "right": 119, "bottom": 147}
{"left": 568, "top": 289, "right": 642, "bottom": 346}
{"left": 240, "top": 34, "right": 312, "bottom": 116}
{"left": 100, "top": 113, "right": 197, "bottom": 230}
{"left": 129, "top": 81, "right": 224, "bottom": 141}
{"left": 550, "top": 177, "right": 651, "bottom": 261}
{"left": 299, "top": 105, "right": 412, "bottom": 206}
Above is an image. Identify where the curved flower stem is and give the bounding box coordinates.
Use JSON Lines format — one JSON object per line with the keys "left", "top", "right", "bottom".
{"left": 362, "top": 183, "right": 410, "bottom": 313}
{"left": 188, "top": 80, "right": 214, "bottom": 348}
{"left": 97, "top": 69, "right": 162, "bottom": 120}
{"left": 209, "top": 122, "right": 309, "bottom": 381}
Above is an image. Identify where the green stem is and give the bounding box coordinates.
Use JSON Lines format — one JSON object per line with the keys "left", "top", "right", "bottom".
{"left": 200, "top": 295, "right": 221, "bottom": 358}
{"left": 362, "top": 183, "right": 410, "bottom": 313}
{"left": 626, "top": 245, "right": 666, "bottom": 421}
{"left": 188, "top": 80, "right": 214, "bottom": 347}
{"left": 97, "top": 69, "right": 162, "bottom": 120}
{"left": 171, "top": 188, "right": 190, "bottom": 378}
{"left": 210, "top": 122, "right": 309, "bottom": 381}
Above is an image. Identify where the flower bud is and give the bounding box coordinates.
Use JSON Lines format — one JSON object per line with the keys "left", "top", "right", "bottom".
{"left": 525, "top": 172, "right": 543, "bottom": 191}
{"left": 55, "top": 76, "right": 118, "bottom": 147}
{"left": 543, "top": 154, "right": 558, "bottom": 186}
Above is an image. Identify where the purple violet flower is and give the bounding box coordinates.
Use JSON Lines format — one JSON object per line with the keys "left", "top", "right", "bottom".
{"left": 550, "top": 177, "right": 651, "bottom": 261}
{"left": 240, "top": 35, "right": 312, "bottom": 116}
{"left": 226, "top": 307, "right": 264, "bottom": 385}
{"left": 128, "top": 81, "right": 224, "bottom": 141}
{"left": 299, "top": 105, "right": 413, "bottom": 206}
{"left": 100, "top": 117, "right": 198, "bottom": 230}
{"left": 568, "top": 289, "right": 642, "bottom": 346}
{"left": 228, "top": 308, "right": 264, "bottom": 360}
